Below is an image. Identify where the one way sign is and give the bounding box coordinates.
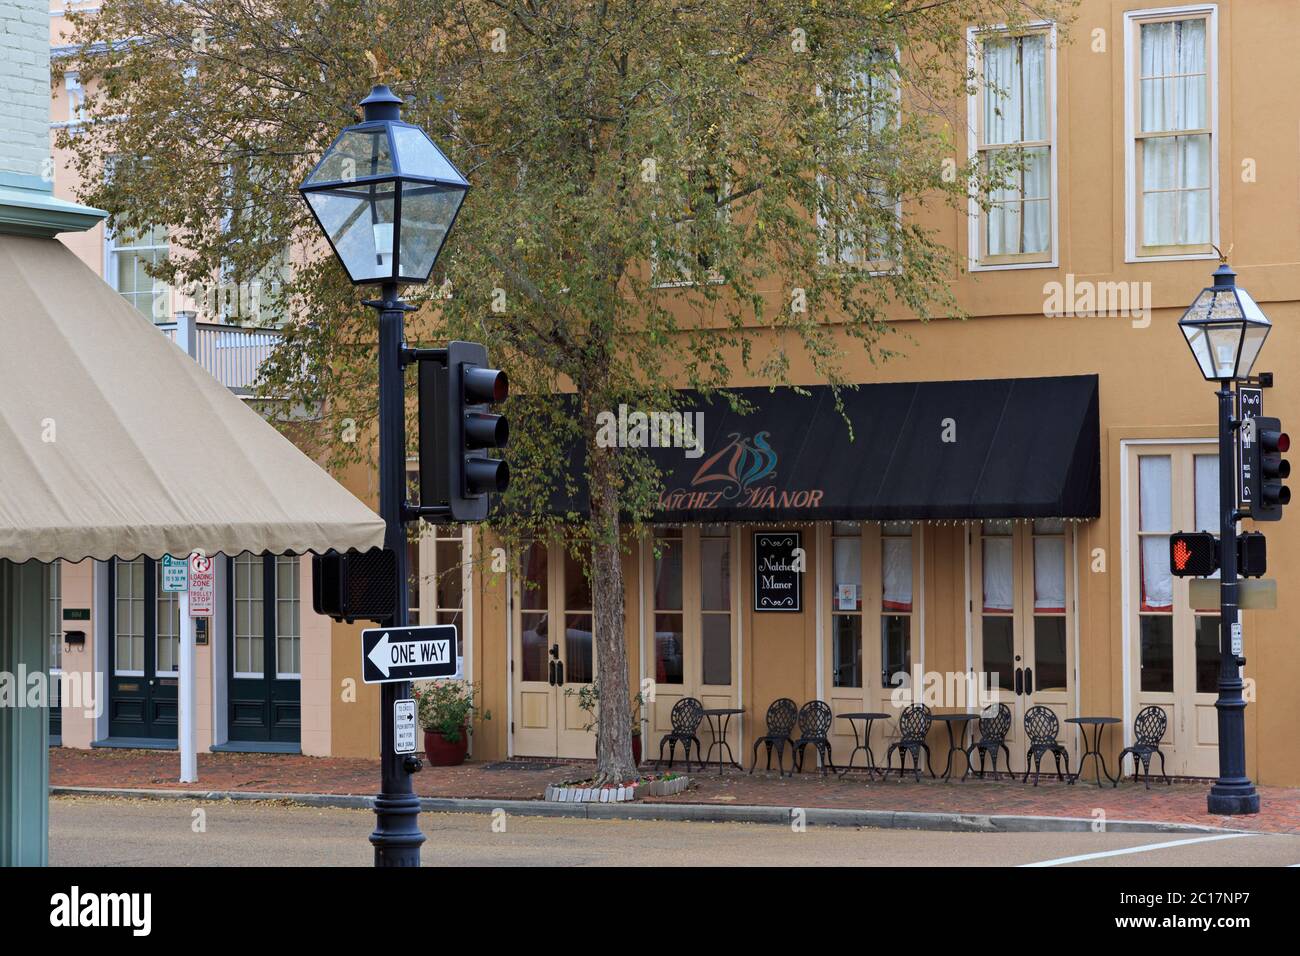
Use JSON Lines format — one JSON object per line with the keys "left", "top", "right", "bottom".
{"left": 361, "top": 625, "right": 459, "bottom": 684}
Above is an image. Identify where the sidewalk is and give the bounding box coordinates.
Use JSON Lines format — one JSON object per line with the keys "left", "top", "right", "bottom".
{"left": 49, "top": 747, "right": 1300, "bottom": 834}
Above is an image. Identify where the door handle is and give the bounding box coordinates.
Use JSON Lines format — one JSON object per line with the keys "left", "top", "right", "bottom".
{"left": 549, "top": 643, "right": 560, "bottom": 659}
{"left": 547, "top": 660, "right": 556, "bottom": 686}
{"left": 555, "top": 661, "right": 565, "bottom": 686}
{"left": 1024, "top": 667, "right": 1034, "bottom": 696}
{"left": 1013, "top": 667, "right": 1023, "bottom": 696}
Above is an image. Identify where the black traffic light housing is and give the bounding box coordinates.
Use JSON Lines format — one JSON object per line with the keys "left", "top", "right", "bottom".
{"left": 1237, "top": 531, "right": 1267, "bottom": 577}
{"left": 311, "top": 549, "right": 398, "bottom": 624}
{"left": 418, "top": 341, "right": 510, "bottom": 522}
{"left": 1248, "top": 415, "right": 1290, "bottom": 521}
{"left": 1170, "top": 531, "right": 1218, "bottom": 577}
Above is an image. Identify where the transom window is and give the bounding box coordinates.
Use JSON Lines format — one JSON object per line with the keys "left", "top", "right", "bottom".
{"left": 974, "top": 28, "right": 1053, "bottom": 266}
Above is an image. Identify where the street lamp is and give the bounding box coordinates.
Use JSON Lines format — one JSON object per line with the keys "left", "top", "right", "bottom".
{"left": 1176, "top": 260, "right": 1263, "bottom": 816}
{"left": 300, "top": 85, "right": 469, "bottom": 866}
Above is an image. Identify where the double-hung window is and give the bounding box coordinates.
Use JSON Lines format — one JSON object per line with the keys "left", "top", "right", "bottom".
{"left": 972, "top": 27, "right": 1054, "bottom": 267}
{"left": 1128, "top": 8, "right": 1216, "bottom": 258}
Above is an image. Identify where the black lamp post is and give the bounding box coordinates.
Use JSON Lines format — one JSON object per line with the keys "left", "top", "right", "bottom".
{"left": 1177, "top": 261, "right": 1268, "bottom": 816}
{"left": 300, "top": 85, "right": 469, "bottom": 865}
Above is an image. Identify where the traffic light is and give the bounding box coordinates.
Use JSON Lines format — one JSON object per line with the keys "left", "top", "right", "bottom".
{"left": 1170, "top": 531, "right": 1218, "bottom": 577}
{"left": 1249, "top": 416, "right": 1291, "bottom": 521}
{"left": 418, "top": 341, "right": 510, "bottom": 522}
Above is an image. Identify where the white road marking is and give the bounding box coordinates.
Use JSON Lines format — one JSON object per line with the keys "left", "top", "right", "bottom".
{"left": 1020, "top": 832, "right": 1254, "bottom": 867}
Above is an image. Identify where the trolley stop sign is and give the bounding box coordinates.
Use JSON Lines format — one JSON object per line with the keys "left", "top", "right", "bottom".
{"left": 361, "top": 625, "right": 458, "bottom": 684}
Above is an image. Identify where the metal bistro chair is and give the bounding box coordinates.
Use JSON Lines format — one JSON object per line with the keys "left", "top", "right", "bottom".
{"left": 657, "top": 697, "right": 704, "bottom": 771}
{"left": 749, "top": 697, "right": 799, "bottom": 776}
{"left": 885, "top": 704, "right": 933, "bottom": 782}
{"left": 1023, "top": 705, "right": 1072, "bottom": 786}
{"left": 793, "top": 700, "right": 836, "bottom": 776}
{"left": 961, "top": 702, "right": 1013, "bottom": 782}
{"left": 1115, "top": 705, "right": 1172, "bottom": 789}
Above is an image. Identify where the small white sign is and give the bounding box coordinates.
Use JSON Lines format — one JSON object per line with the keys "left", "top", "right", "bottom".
{"left": 188, "top": 553, "right": 215, "bottom": 617}
{"left": 395, "top": 699, "right": 417, "bottom": 755}
{"left": 836, "top": 584, "right": 858, "bottom": 611}
{"left": 1231, "top": 622, "right": 1243, "bottom": 657}
{"left": 161, "top": 555, "right": 188, "bottom": 592}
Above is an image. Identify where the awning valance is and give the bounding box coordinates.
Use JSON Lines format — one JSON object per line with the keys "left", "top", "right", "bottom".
{"left": 0, "top": 235, "right": 386, "bottom": 564}
{"left": 544, "top": 374, "right": 1099, "bottom": 523}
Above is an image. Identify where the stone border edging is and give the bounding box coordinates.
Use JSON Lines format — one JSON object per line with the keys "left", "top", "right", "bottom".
{"left": 50, "top": 785, "right": 1247, "bottom": 835}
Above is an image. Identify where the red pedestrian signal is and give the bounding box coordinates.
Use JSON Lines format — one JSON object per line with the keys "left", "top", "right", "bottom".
{"left": 1170, "top": 531, "right": 1219, "bottom": 577}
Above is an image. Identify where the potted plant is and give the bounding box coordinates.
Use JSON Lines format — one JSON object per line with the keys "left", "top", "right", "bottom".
{"left": 414, "top": 680, "right": 488, "bottom": 766}
{"left": 568, "top": 681, "right": 645, "bottom": 766}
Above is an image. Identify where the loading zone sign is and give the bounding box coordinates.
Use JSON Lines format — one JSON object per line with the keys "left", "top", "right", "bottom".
{"left": 361, "top": 625, "right": 458, "bottom": 684}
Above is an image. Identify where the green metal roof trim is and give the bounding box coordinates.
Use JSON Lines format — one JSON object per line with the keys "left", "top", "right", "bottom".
{"left": 0, "top": 176, "right": 105, "bottom": 238}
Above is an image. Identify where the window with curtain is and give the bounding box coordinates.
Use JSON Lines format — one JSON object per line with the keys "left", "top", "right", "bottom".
{"left": 819, "top": 50, "right": 900, "bottom": 269}
{"left": 881, "top": 522, "right": 913, "bottom": 687}
{"left": 831, "top": 523, "right": 862, "bottom": 688}
{"left": 981, "top": 521, "right": 1015, "bottom": 692}
{"left": 1138, "top": 455, "right": 1174, "bottom": 692}
{"left": 977, "top": 30, "right": 1052, "bottom": 264}
{"left": 519, "top": 542, "right": 549, "bottom": 684}
{"left": 700, "top": 526, "right": 732, "bottom": 686}
{"left": 1134, "top": 14, "right": 1212, "bottom": 255}
{"left": 1193, "top": 454, "right": 1220, "bottom": 693}
{"left": 653, "top": 531, "right": 684, "bottom": 685}
{"left": 1032, "top": 519, "right": 1068, "bottom": 692}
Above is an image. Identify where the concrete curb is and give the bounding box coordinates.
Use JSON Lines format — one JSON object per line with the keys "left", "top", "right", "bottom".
{"left": 50, "top": 785, "right": 1247, "bottom": 835}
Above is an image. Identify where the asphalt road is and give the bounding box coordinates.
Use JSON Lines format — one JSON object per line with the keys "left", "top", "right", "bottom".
{"left": 49, "top": 795, "right": 1300, "bottom": 867}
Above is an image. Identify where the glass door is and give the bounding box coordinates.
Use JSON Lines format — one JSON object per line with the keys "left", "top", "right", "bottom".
{"left": 227, "top": 553, "right": 301, "bottom": 744}
{"left": 107, "top": 558, "right": 178, "bottom": 740}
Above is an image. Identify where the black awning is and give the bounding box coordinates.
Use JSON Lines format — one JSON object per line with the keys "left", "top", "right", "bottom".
{"left": 533, "top": 375, "right": 1099, "bottom": 523}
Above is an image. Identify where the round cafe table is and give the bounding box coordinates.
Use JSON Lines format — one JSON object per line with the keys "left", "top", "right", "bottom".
{"left": 700, "top": 708, "right": 744, "bottom": 775}
{"left": 836, "top": 712, "right": 890, "bottom": 779}
{"left": 931, "top": 713, "right": 979, "bottom": 781}
{"left": 1066, "top": 716, "right": 1122, "bottom": 786}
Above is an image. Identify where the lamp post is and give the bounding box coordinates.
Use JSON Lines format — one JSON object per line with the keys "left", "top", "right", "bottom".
{"left": 300, "top": 85, "right": 469, "bottom": 865}
{"left": 1177, "top": 261, "right": 1268, "bottom": 816}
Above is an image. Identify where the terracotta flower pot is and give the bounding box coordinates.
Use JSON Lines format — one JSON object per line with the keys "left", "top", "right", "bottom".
{"left": 424, "top": 727, "right": 469, "bottom": 766}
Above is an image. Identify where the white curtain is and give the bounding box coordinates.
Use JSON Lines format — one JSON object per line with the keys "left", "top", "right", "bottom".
{"left": 1034, "top": 537, "right": 1066, "bottom": 611}
{"left": 982, "top": 536, "right": 1014, "bottom": 612}
{"left": 1140, "top": 19, "right": 1210, "bottom": 247}
{"left": 984, "top": 34, "right": 1049, "bottom": 256}
{"left": 1139, "top": 455, "right": 1173, "bottom": 610}
{"left": 882, "top": 536, "right": 912, "bottom": 611}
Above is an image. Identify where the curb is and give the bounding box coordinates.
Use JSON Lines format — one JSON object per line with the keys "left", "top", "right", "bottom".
{"left": 50, "top": 785, "right": 1246, "bottom": 835}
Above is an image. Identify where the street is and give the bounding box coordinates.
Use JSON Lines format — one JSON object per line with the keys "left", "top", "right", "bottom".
{"left": 49, "top": 796, "right": 1300, "bottom": 867}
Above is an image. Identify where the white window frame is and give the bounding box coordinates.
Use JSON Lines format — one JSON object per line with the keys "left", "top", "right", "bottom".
{"left": 274, "top": 555, "right": 301, "bottom": 679}
{"left": 232, "top": 553, "right": 265, "bottom": 680}
{"left": 966, "top": 21, "right": 1059, "bottom": 272}
{"left": 64, "top": 70, "right": 85, "bottom": 124}
{"left": 1123, "top": 4, "right": 1220, "bottom": 263}
{"left": 113, "top": 558, "right": 146, "bottom": 677}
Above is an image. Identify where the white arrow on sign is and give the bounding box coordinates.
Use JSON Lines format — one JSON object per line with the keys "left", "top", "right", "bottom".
{"left": 367, "top": 631, "right": 452, "bottom": 678}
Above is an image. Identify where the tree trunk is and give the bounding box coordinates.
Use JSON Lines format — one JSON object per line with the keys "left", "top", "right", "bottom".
{"left": 586, "top": 412, "right": 637, "bottom": 786}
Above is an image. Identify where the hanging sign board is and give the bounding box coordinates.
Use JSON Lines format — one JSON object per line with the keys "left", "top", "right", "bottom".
{"left": 161, "top": 555, "right": 188, "bottom": 592}
{"left": 1238, "top": 385, "right": 1262, "bottom": 512}
{"left": 754, "top": 531, "right": 802, "bottom": 612}
{"left": 188, "top": 553, "right": 215, "bottom": 617}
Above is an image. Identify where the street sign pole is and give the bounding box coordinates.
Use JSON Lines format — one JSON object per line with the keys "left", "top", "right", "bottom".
{"left": 1209, "top": 382, "right": 1259, "bottom": 815}
{"left": 371, "top": 282, "right": 425, "bottom": 868}
{"left": 179, "top": 587, "right": 196, "bottom": 783}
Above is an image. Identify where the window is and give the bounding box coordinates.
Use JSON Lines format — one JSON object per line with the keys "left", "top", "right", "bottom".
{"left": 1032, "top": 519, "right": 1068, "bottom": 692}
{"left": 47, "top": 562, "right": 62, "bottom": 673}
{"left": 1128, "top": 8, "right": 1215, "bottom": 258}
{"left": 219, "top": 157, "right": 291, "bottom": 325}
{"left": 830, "top": 522, "right": 863, "bottom": 688}
{"left": 1137, "top": 455, "right": 1173, "bottom": 692}
{"left": 651, "top": 169, "right": 729, "bottom": 287}
{"left": 563, "top": 547, "right": 593, "bottom": 685}
{"left": 518, "top": 541, "right": 550, "bottom": 684}
{"left": 416, "top": 525, "right": 468, "bottom": 662}
{"left": 973, "top": 27, "right": 1054, "bottom": 267}
{"left": 155, "top": 562, "right": 180, "bottom": 676}
{"left": 64, "top": 72, "right": 85, "bottom": 123}
{"left": 1193, "top": 454, "right": 1220, "bottom": 693}
{"left": 818, "top": 51, "right": 900, "bottom": 270}
{"left": 233, "top": 553, "right": 264, "bottom": 678}
{"left": 881, "top": 522, "right": 914, "bottom": 686}
{"left": 114, "top": 558, "right": 145, "bottom": 675}
{"left": 699, "top": 526, "right": 731, "bottom": 686}
{"left": 981, "top": 520, "right": 1016, "bottom": 692}
{"left": 275, "top": 556, "right": 300, "bottom": 678}
{"left": 652, "top": 530, "right": 684, "bottom": 685}
{"left": 110, "top": 224, "right": 171, "bottom": 321}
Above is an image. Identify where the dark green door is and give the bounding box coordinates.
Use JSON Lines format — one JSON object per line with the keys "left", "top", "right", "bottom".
{"left": 227, "top": 554, "right": 301, "bottom": 743}
{"left": 47, "top": 562, "right": 61, "bottom": 740}
{"left": 107, "top": 558, "right": 179, "bottom": 740}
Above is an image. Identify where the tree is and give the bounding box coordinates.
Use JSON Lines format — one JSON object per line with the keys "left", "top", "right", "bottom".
{"left": 59, "top": 0, "right": 1074, "bottom": 784}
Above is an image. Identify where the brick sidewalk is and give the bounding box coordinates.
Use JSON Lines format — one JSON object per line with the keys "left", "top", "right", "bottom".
{"left": 49, "top": 747, "right": 1300, "bottom": 833}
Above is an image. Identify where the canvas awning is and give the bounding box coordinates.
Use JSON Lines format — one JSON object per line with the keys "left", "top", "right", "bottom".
{"left": 539, "top": 374, "right": 1100, "bottom": 522}
{"left": 0, "top": 235, "right": 386, "bottom": 564}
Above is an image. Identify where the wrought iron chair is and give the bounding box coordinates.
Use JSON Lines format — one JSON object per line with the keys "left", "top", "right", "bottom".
{"left": 885, "top": 703, "right": 933, "bottom": 781}
{"left": 657, "top": 697, "right": 704, "bottom": 771}
{"left": 1115, "top": 705, "right": 1171, "bottom": 789}
{"left": 1022, "top": 705, "right": 1072, "bottom": 786}
{"left": 962, "top": 702, "right": 1013, "bottom": 781}
{"left": 748, "top": 697, "right": 799, "bottom": 777}
{"left": 793, "top": 700, "right": 836, "bottom": 776}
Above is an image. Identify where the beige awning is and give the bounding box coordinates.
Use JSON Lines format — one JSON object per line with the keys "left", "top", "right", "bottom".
{"left": 0, "top": 234, "right": 386, "bottom": 563}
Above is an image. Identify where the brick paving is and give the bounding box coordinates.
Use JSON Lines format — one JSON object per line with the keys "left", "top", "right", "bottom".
{"left": 49, "top": 747, "right": 1300, "bottom": 834}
